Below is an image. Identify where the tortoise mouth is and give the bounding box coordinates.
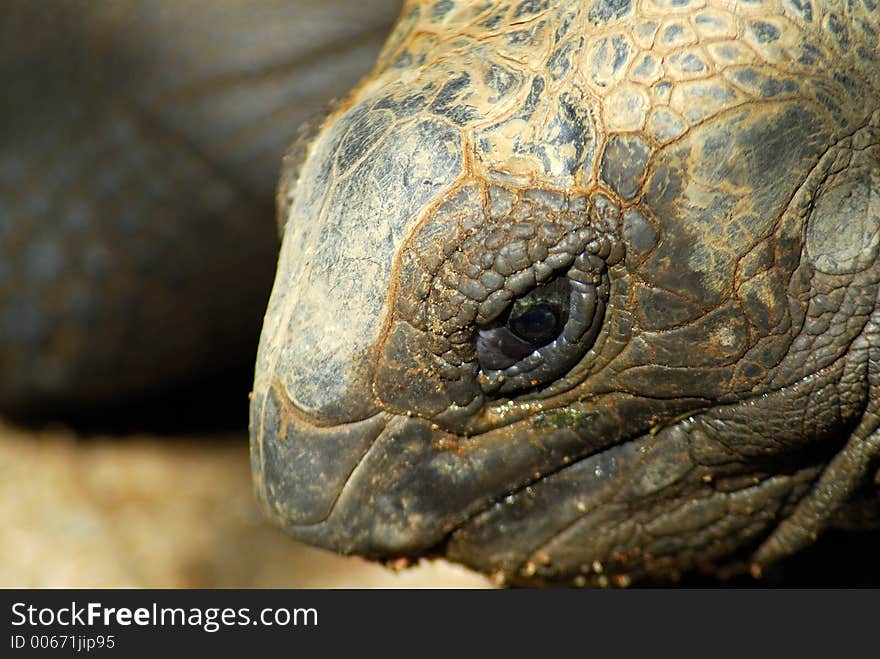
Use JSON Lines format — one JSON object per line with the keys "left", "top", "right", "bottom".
{"left": 250, "top": 384, "right": 389, "bottom": 527}
{"left": 251, "top": 381, "right": 707, "bottom": 558}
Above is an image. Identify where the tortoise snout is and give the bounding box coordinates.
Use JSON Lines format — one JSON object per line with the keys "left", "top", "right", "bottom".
{"left": 250, "top": 385, "right": 386, "bottom": 528}
{"left": 249, "top": 387, "right": 474, "bottom": 556}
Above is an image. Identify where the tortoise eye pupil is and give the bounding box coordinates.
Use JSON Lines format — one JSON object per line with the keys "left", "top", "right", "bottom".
{"left": 508, "top": 305, "right": 560, "bottom": 347}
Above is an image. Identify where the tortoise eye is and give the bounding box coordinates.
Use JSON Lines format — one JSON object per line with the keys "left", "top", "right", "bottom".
{"left": 475, "top": 255, "right": 608, "bottom": 396}
{"left": 476, "top": 277, "right": 570, "bottom": 371}
{"left": 509, "top": 305, "right": 560, "bottom": 345}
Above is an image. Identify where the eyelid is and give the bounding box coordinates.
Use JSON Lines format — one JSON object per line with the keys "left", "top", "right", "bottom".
{"left": 476, "top": 326, "right": 534, "bottom": 370}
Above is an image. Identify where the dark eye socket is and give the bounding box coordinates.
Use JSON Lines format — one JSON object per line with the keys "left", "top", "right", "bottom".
{"left": 508, "top": 305, "right": 560, "bottom": 345}
{"left": 503, "top": 275, "right": 569, "bottom": 346}
{"left": 476, "top": 277, "right": 570, "bottom": 371}
{"left": 474, "top": 257, "right": 608, "bottom": 396}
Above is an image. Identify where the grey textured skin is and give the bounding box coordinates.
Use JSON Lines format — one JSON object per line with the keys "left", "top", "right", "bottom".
{"left": 1, "top": 0, "right": 400, "bottom": 417}
{"left": 252, "top": 0, "right": 880, "bottom": 585}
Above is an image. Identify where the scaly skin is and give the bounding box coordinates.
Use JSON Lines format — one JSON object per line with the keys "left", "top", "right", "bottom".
{"left": 251, "top": 0, "right": 880, "bottom": 585}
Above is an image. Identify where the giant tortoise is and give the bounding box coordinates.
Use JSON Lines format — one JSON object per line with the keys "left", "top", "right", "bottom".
{"left": 250, "top": 0, "right": 880, "bottom": 586}
{"left": 3, "top": 0, "right": 879, "bottom": 587}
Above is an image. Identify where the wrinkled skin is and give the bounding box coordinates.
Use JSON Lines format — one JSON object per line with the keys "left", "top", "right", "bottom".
{"left": 251, "top": 0, "right": 880, "bottom": 585}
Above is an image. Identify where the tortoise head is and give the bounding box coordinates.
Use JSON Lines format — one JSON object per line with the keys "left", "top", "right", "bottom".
{"left": 251, "top": 1, "right": 880, "bottom": 585}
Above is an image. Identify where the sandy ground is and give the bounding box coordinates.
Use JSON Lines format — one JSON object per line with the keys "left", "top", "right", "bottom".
{"left": 0, "top": 422, "right": 489, "bottom": 588}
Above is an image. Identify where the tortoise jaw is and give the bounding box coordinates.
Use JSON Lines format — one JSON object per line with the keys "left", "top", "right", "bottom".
{"left": 249, "top": 384, "right": 388, "bottom": 529}
{"left": 250, "top": 381, "right": 697, "bottom": 559}
{"left": 251, "top": 384, "right": 483, "bottom": 556}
